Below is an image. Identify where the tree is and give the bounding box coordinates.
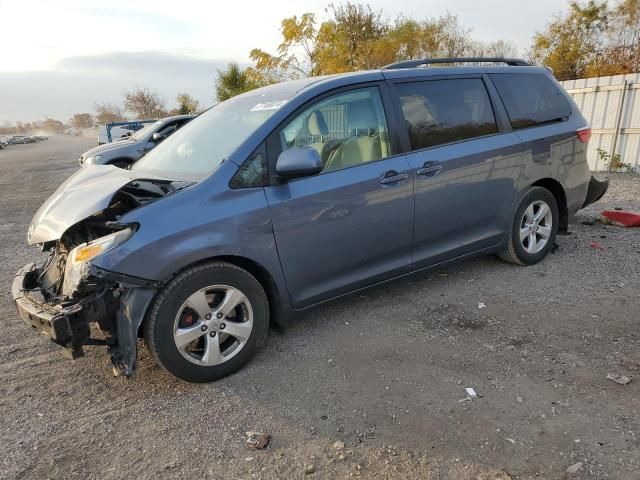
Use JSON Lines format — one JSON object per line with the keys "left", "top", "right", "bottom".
{"left": 250, "top": 13, "right": 319, "bottom": 82}
{"left": 467, "top": 39, "right": 519, "bottom": 58}
{"left": 215, "top": 62, "right": 261, "bottom": 101}
{"left": 529, "top": 1, "right": 609, "bottom": 80}
{"left": 42, "top": 118, "right": 64, "bottom": 134}
{"left": 94, "top": 102, "right": 125, "bottom": 124}
{"left": 315, "top": 3, "right": 390, "bottom": 73}
{"left": 593, "top": 0, "right": 640, "bottom": 75}
{"left": 248, "top": 5, "right": 516, "bottom": 81}
{"left": 70, "top": 113, "right": 94, "bottom": 129}
{"left": 123, "top": 87, "right": 167, "bottom": 119}
{"left": 176, "top": 93, "right": 200, "bottom": 114}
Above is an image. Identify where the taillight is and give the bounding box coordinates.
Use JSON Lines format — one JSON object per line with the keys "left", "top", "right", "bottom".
{"left": 577, "top": 127, "right": 591, "bottom": 143}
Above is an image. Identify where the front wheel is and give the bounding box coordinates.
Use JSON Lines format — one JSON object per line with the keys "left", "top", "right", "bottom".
{"left": 498, "top": 187, "right": 559, "bottom": 265}
{"left": 144, "top": 262, "right": 269, "bottom": 382}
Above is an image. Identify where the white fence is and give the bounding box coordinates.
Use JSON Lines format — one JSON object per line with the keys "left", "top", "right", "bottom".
{"left": 560, "top": 73, "right": 640, "bottom": 171}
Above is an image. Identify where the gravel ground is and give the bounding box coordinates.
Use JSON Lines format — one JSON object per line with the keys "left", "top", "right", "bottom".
{"left": 0, "top": 136, "right": 639, "bottom": 480}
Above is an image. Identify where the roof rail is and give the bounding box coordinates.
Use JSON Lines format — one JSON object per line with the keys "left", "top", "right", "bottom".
{"left": 382, "top": 57, "right": 531, "bottom": 70}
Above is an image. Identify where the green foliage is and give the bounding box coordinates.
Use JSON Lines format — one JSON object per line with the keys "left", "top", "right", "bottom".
{"left": 176, "top": 93, "right": 200, "bottom": 114}
{"left": 596, "top": 147, "right": 634, "bottom": 171}
{"left": 248, "top": 4, "right": 518, "bottom": 83}
{"left": 530, "top": 0, "right": 640, "bottom": 80}
{"left": 214, "top": 62, "right": 262, "bottom": 102}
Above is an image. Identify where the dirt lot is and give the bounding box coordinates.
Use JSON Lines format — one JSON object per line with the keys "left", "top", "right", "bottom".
{"left": 0, "top": 136, "right": 638, "bottom": 479}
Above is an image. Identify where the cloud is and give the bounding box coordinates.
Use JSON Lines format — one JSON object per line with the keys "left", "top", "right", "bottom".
{"left": 0, "top": 51, "right": 234, "bottom": 122}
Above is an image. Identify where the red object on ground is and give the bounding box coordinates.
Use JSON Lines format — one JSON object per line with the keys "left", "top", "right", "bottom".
{"left": 600, "top": 210, "right": 640, "bottom": 228}
{"left": 590, "top": 241, "right": 605, "bottom": 250}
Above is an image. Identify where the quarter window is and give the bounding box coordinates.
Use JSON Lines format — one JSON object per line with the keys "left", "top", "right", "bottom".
{"left": 396, "top": 78, "right": 498, "bottom": 150}
{"left": 229, "top": 144, "right": 268, "bottom": 188}
{"left": 280, "top": 87, "right": 391, "bottom": 173}
{"left": 490, "top": 73, "right": 571, "bottom": 129}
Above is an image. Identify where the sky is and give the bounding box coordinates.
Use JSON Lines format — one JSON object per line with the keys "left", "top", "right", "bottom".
{"left": 0, "top": 0, "right": 570, "bottom": 123}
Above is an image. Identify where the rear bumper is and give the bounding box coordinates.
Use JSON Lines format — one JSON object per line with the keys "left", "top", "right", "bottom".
{"left": 582, "top": 175, "right": 609, "bottom": 209}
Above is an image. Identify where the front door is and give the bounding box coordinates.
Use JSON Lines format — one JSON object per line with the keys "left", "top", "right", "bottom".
{"left": 264, "top": 86, "right": 414, "bottom": 308}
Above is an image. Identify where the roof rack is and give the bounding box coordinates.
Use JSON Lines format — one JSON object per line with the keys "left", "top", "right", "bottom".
{"left": 382, "top": 57, "right": 531, "bottom": 70}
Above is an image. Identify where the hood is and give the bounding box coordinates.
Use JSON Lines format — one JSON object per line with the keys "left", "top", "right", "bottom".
{"left": 28, "top": 164, "right": 171, "bottom": 244}
{"left": 81, "top": 139, "right": 139, "bottom": 158}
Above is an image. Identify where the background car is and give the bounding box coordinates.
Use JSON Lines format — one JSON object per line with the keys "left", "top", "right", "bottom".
{"left": 79, "top": 115, "right": 195, "bottom": 168}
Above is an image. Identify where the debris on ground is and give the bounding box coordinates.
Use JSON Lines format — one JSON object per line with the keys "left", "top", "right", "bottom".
{"left": 600, "top": 210, "right": 640, "bottom": 227}
{"left": 333, "top": 440, "right": 345, "bottom": 450}
{"left": 606, "top": 373, "right": 633, "bottom": 385}
{"left": 590, "top": 241, "right": 605, "bottom": 250}
{"left": 478, "top": 302, "right": 486, "bottom": 309}
{"left": 305, "top": 464, "right": 316, "bottom": 475}
{"left": 566, "top": 462, "right": 583, "bottom": 474}
{"left": 246, "top": 431, "right": 271, "bottom": 450}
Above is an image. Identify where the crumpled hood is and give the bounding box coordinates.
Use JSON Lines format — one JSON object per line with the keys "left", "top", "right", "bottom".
{"left": 81, "top": 140, "right": 137, "bottom": 158}
{"left": 28, "top": 164, "right": 169, "bottom": 244}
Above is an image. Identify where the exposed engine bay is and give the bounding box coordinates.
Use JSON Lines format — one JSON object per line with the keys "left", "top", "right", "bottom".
{"left": 13, "top": 177, "right": 191, "bottom": 376}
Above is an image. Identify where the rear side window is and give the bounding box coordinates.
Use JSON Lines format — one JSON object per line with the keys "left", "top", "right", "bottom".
{"left": 490, "top": 73, "right": 571, "bottom": 129}
{"left": 395, "top": 78, "right": 498, "bottom": 150}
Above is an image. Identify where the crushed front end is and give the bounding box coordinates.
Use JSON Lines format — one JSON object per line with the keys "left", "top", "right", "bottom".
{"left": 11, "top": 172, "right": 188, "bottom": 377}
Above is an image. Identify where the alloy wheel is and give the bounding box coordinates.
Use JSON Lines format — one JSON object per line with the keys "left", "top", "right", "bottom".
{"left": 172, "top": 285, "right": 253, "bottom": 366}
{"left": 519, "top": 200, "right": 553, "bottom": 254}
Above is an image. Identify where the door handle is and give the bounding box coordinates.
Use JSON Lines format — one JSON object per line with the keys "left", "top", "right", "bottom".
{"left": 379, "top": 172, "right": 409, "bottom": 185}
{"left": 417, "top": 164, "right": 442, "bottom": 177}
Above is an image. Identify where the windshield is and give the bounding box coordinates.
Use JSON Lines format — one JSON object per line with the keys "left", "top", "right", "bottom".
{"left": 131, "top": 90, "right": 293, "bottom": 179}
{"left": 130, "top": 121, "right": 162, "bottom": 141}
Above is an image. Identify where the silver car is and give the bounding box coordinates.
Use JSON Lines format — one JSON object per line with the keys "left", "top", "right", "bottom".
{"left": 79, "top": 115, "right": 194, "bottom": 168}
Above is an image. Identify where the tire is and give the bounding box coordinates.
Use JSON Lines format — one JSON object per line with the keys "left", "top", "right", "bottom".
{"left": 498, "top": 186, "right": 559, "bottom": 265}
{"left": 144, "top": 261, "right": 269, "bottom": 383}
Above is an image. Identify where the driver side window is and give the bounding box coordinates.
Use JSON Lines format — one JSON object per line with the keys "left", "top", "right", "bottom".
{"left": 280, "top": 87, "right": 391, "bottom": 173}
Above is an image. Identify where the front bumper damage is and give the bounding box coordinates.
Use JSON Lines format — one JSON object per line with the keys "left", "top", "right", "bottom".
{"left": 12, "top": 262, "right": 157, "bottom": 377}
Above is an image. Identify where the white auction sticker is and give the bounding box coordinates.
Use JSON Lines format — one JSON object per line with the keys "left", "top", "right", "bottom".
{"left": 250, "top": 100, "right": 288, "bottom": 111}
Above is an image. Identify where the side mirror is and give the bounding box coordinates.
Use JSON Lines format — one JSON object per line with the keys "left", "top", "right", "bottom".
{"left": 276, "top": 147, "right": 322, "bottom": 179}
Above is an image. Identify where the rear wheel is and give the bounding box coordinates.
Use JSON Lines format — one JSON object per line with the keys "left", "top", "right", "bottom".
{"left": 144, "top": 262, "right": 269, "bottom": 382}
{"left": 498, "top": 187, "right": 559, "bottom": 265}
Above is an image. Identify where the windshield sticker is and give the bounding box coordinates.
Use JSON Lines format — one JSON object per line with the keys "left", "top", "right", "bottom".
{"left": 250, "top": 100, "right": 288, "bottom": 112}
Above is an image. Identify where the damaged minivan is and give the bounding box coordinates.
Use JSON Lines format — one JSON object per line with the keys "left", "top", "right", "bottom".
{"left": 13, "top": 58, "right": 608, "bottom": 382}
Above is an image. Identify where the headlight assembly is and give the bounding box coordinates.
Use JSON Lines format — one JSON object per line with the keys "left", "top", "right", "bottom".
{"left": 62, "top": 228, "right": 132, "bottom": 296}
{"left": 84, "top": 155, "right": 103, "bottom": 165}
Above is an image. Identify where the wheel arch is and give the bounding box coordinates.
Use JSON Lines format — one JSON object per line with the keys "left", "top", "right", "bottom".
{"left": 153, "top": 255, "right": 290, "bottom": 330}
{"left": 531, "top": 178, "right": 568, "bottom": 233}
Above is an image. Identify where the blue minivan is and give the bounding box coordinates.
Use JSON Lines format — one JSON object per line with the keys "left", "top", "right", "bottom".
{"left": 13, "top": 58, "right": 608, "bottom": 382}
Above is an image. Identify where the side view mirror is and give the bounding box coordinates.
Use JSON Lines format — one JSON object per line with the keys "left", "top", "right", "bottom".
{"left": 151, "top": 132, "right": 163, "bottom": 142}
{"left": 276, "top": 147, "right": 322, "bottom": 179}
